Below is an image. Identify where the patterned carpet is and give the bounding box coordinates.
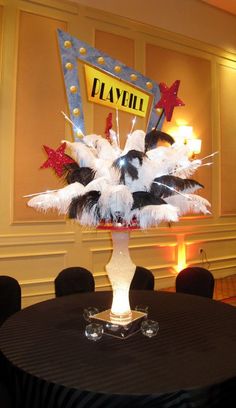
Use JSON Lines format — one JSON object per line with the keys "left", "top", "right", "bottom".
{"left": 164, "top": 274, "right": 236, "bottom": 306}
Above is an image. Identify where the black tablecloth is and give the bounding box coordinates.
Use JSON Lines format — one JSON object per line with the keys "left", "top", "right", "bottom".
{"left": 0, "top": 291, "right": 236, "bottom": 407}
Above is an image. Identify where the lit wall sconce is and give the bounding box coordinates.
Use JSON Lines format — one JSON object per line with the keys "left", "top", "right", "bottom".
{"left": 177, "top": 125, "right": 201, "bottom": 158}
{"left": 178, "top": 125, "right": 193, "bottom": 142}
{"left": 186, "top": 138, "right": 202, "bottom": 158}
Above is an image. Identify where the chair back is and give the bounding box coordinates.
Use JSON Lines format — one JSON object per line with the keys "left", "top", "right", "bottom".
{"left": 55, "top": 267, "right": 95, "bottom": 297}
{"left": 0, "top": 276, "right": 21, "bottom": 326}
{"left": 130, "top": 266, "right": 155, "bottom": 290}
{"left": 0, "top": 381, "right": 12, "bottom": 408}
{"left": 176, "top": 267, "right": 214, "bottom": 298}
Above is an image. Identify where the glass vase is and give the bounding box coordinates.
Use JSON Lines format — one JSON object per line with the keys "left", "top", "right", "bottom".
{"left": 106, "top": 230, "right": 136, "bottom": 324}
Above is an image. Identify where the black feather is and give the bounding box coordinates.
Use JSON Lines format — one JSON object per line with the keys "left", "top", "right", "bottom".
{"left": 132, "top": 191, "right": 166, "bottom": 210}
{"left": 126, "top": 150, "right": 145, "bottom": 163}
{"left": 145, "top": 130, "right": 175, "bottom": 152}
{"left": 113, "top": 150, "right": 146, "bottom": 183}
{"left": 63, "top": 163, "right": 95, "bottom": 186}
{"left": 150, "top": 175, "right": 204, "bottom": 198}
{"left": 68, "top": 191, "right": 101, "bottom": 219}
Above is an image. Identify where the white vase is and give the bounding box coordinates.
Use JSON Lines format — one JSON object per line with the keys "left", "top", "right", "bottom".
{"left": 106, "top": 230, "right": 136, "bottom": 323}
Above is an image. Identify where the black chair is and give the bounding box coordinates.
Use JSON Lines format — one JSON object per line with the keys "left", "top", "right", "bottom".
{"left": 55, "top": 267, "right": 95, "bottom": 297}
{"left": 176, "top": 267, "right": 214, "bottom": 298}
{"left": 130, "top": 266, "right": 155, "bottom": 290}
{"left": 0, "top": 380, "right": 12, "bottom": 408}
{"left": 0, "top": 276, "right": 21, "bottom": 327}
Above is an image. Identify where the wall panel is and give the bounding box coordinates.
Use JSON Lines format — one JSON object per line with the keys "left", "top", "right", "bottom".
{"left": 0, "top": 5, "right": 2, "bottom": 64}
{"left": 0, "top": 4, "right": 3, "bottom": 145}
{"left": 218, "top": 63, "right": 236, "bottom": 215}
{"left": 0, "top": 251, "right": 66, "bottom": 280}
{"left": 146, "top": 44, "right": 212, "bottom": 203}
{"left": 14, "top": 11, "right": 67, "bottom": 221}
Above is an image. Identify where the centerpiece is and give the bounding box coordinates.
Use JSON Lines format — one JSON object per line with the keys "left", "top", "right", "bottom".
{"left": 25, "top": 30, "right": 213, "bottom": 337}
{"left": 27, "top": 118, "right": 211, "bottom": 329}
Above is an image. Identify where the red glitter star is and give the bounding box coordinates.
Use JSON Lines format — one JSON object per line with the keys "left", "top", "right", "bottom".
{"left": 40, "top": 142, "right": 75, "bottom": 177}
{"left": 155, "top": 80, "right": 185, "bottom": 122}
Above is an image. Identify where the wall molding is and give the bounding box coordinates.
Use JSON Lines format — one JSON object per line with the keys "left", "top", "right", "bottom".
{"left": 90, "top": 242, "right": 177, "bottom": 255}
{"left": 19, "top": 0, "right": 78, "bottom": 15}
{"left": 81, "top": 222, "right": 236, "bottom": 243}
{"left": 0, "top": 231, "right": 76, "bottom": 246}
{"left": 186, "top": 236, "right": 236, "bottom": 245}
{"left": 0, "top": 250, "right": 67, "bottom": 259}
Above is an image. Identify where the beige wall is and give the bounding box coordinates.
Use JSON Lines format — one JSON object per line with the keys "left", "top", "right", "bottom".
{"left": 14, "top": 11, "right": 67, "bottom": 221}
{"left": 71, "top": 0, "right": 236, "bottom": 53}
{"left": 0, "top": 0, "right": 236, "bottom": 307}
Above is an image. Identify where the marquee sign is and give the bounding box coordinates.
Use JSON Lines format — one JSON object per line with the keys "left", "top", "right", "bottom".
{"left": 84, "top": 65, "right": 149, "bottom": 117}
{"left": 57, "top": 29, "right": 162, "bottom": 138}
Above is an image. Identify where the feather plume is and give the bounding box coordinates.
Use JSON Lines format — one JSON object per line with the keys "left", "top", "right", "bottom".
{"left": 123, "top": 130, "right": 145, "bottom": 154}
{"left": 165, "top": 193, "right": 211, "bottom": 215}
{"left": 27, "top": 125, "right": 212, "bottom": 229}
{"left": 64, "top": 163, "right": 95, "bottom": 185}
{"left": 172, "top": 159, "right": 202, "bottom": 178}
{"left": 134, "top": 204, "right": 179, "bottom": 229}
{"left": 150, "top": 175, "right": 203, "bottom": 198}
{"left": 145, "top": 129, "right": 175, "bottom": 152}
{"left": 63, "top": 140, "right": 96, "bottom": 168}
{"left": 99, "top": 185, "right": 133, "bottom": 222}
{"left": 132, "top": 191, "right": 166, "bottom": 209}
{"left": 146, "top": 144, "right": 198, "bottom": 178}
{"left": 84, "top": 176, "right": 111, "bottom": 193}
{"left": 113, "top": 150, "right": 146, "bottom": 183}
{"left": 68, "top": 190, "right": 101, "bottom": 224}
{"left": 109, "top": 129, "right": 121, "bottom": 153}
{"left": 83, "top": 134, "right": 118, "bottom": 161}
{"left": 27, "top": 182, "right": 84, "bottom": 214}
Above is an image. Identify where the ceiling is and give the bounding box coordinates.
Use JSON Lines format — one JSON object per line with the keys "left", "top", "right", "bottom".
{"left": 201, "top": 0, "right": 236, "bottom": 16}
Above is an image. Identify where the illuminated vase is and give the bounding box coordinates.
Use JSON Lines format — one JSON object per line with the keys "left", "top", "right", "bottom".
{"left": 106, "top": 230, "right": 136, "bottom": 324}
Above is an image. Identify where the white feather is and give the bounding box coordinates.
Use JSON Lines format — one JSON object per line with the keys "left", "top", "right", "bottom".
{"left": 28, "top": 182, "right": 84, "bottom": 214}
{"left": 109, "top": 129, "right": 121, "bottom": 153}
{"left": 146, "top": 146, "right": 177, "bottom": 177}
{"left": 132, "top": 204, "right": 179, "bottom": 229}
{"left": 79, "top": 205, "right": 100, "bottom": 226}
{"left": 99, "top": 185, "right": 133, "bottom": 221}
{"left": 84, "top": 177, "right": 111, "bottom": 193}
{"left": 172, "top": 159, "right": 202, "bottom": 178}
{"left": 165, "top": 193, "right": 211, "bottom": 215}
{"left": 63, "top": 140, "right": 96, "bottom": 168}
{"left": 121, "top": 155, "right": 155, "bottom": 192}
{"left": 64, "top": 139, "right": 115, "bottom": 179}
{"left": 123, "top": 129, "right": 145, "bottom": 154}
{"left": 84, "top": 134, "right": 119, "bottom": 161}
{"left": 91, "top": 158, "right": 115, "bottom": 179}
{"left": 146, "top": 144, "right": 202, "bottom": 179}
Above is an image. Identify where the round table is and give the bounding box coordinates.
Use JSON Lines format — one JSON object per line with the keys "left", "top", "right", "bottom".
{"left": 0, "top": 291, "right": 236, "bottom": 407}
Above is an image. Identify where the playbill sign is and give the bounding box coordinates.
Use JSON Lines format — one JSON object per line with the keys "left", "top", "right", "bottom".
{"left": 57, "top": 29, "right": 161, "bottom": 136}
{"left": 84, "top": 65, "right": 149, "bottom": 117}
